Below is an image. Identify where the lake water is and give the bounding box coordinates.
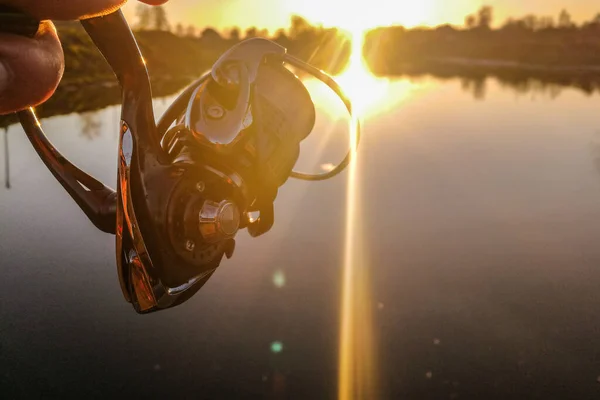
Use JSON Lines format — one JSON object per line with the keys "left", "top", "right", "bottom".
{"left": 2, "top": 76, "right": 600, "bottom": 399}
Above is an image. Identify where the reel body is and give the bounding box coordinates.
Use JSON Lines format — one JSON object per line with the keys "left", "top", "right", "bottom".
{"left": 14, "top": 11, "right": 359, "bottom": 313}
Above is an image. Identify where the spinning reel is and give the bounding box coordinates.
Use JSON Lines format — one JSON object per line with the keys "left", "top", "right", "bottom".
{"left": 6, "top": 10, "right": 358, "bottom": 313}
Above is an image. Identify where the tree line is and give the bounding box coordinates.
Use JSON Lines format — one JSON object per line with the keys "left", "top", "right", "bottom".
{"left": 131, "top": 8, "right": 351, "bottom": 73}
{"left": 134, "top": 4, "right": 271, "bottom": 39}
{"left": 462, "top": 6, "right": 600, "bottom": 32}
{"left": 133, "top": 4, "right": 340, "bottom": 44}
{"left": 135, "top": 5, "right": 600, "bottom": 37}
{"left": 364, "top": 6, "right": 600, "bottom": 75}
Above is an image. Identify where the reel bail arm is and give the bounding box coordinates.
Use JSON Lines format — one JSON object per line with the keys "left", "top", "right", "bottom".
{"left": 0, "top": 7, "right": 124, "bottom": 234}
{"left": 18, "top": 110, "right": 117, "bottom": 234}
{"left": 8, "top": 10, "right": 163, "bottom": 236}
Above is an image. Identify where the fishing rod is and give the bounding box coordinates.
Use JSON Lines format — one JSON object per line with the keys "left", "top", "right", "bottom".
{"left": 0, "top": 8, "right": 359, "bottom": 313}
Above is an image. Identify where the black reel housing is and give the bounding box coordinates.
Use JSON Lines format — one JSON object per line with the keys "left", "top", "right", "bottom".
{"left": 115, "top": 39, "right": 319, "bottom": 313}
{"left": 14, "top": 10, "right": 358, "bottom": 313}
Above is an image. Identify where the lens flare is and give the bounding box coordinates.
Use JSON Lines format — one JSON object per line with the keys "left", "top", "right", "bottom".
{"left": 271, "top": 341, "right": 284, "bottom": 353}
{"left": 272, "top": 270, "right": 286, "bottom": 288}
{"left": 337, "top": 30, "right": 378, "bottom": 400}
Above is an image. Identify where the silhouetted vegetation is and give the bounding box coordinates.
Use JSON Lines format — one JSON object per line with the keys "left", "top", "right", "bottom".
{"left": 362, "top": 6, "right": 600, "bottom": 100}
{"left": 52, "top": 6, "right": 600, "bottom": 93}
{"left": 135, "top": 4, "right": 170, "bottom": 31}
{"left": 365, "top": 6, "right": 600, "bottom": 75}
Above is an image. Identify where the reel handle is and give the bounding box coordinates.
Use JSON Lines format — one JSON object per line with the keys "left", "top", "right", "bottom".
{"left": 0, "top": 9, "right": 161, "bottom": 234}
{"left": 17, "top": 110, "right": 117, "bottom": 234}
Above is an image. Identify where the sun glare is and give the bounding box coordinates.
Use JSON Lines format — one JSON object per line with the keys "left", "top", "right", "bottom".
{"left": 337, "top": 27, "right": 378, "bottom": 400}
{"left": 304, "top": 31, "right": 419, "bottom": 121}
{"left": 327, "top": 15, "right": 438, "bottom": 400}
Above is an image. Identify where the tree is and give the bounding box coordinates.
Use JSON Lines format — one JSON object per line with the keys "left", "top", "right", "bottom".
{"left": 501, "top": 17, "right": 528, "bottom": 32}
{"left": 290, "top": 15, "right": 311, "bottom": 38}
{"left": 228, "top": 27, "right": 240, "bottom": 41}
{"left": 80, "top": 112, "right": 102, "bottom": 140}
{"left": 153, "top": 6, "right": 169, "bottom": 31}
{"left": 477, "top": 6, "right": 493, "bottom": 29}
{"left": 436, "top": 24, "right": 456, "bottom": 34}
{"left": 175, "top": 22, "right": 184, "bottom": 36}
{"left": 501, "top": 17, "right": 515, "bottom": 29}
{"left": 539, "top": 16, "right": 555, "bottom": 30}
{"left": 245, "top": 27, "right": 257, "bottom": 39}
{"left": 274, "top": 28, "right": 288, "bottom": 41}
{"left": 522, "top": 15, "right": 538, "bottom": 31}
{"left": 472, "top": 77, "right": 486, "bottom": 100}
{"left": 186, "top": 25, "right": 197, "bottom": 37}
{"left": 558, "top": 9, "right": 572, "bottom": 28}
{"left": 135, "top": 4, "right": 152, "bottom": 30}
{"left": 200, "top": 27, "right": 221, "bottom": 42}
{"left": 465, "top": 14, "right": 476, "bottom": 29}
{"left": 582, "top": 13, "right": 600, "bottom": 30}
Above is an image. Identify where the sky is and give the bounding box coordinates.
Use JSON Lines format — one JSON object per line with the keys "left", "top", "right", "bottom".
{"left": 122, "top": 0, "right": 600, "bottom": 33}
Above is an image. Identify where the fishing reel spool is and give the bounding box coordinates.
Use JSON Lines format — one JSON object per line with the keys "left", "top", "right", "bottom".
{"left": 9, "top": 10, "right": 359, "bottom": 313}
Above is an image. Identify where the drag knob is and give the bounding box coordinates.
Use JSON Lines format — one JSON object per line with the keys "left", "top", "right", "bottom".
{"left": 198, "top": 200, "right": 241, "bottom": 242}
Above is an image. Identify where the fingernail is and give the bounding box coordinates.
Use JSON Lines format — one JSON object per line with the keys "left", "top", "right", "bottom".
{"left": 0, "top": 61, "right": 12, "bottom": 93}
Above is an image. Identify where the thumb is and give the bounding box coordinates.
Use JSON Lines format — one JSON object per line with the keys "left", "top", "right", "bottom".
{"left": 0, "top": 22, "right": 63, "bottom": 115}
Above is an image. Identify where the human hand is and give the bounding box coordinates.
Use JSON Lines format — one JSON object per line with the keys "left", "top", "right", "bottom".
{"left": 0, "top": 0, "right": 168, "bottom": 115}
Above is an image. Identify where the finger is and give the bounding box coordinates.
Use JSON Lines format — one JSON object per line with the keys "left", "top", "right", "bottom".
{"left": 0, "top": 21, "right": 63, "bottom": 114}
{"left": 1, "top": 1, "right": 169, "bottom": 20}
{"left": 1, "top": 0, "right": 127, "bottom": 20}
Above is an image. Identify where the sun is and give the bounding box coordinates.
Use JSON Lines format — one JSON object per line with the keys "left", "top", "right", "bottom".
{"left": 302, "top": 23, "right": 419, "bottom": 121}
{"left": 335, "top": 29, "right": 387, "bottom": 116}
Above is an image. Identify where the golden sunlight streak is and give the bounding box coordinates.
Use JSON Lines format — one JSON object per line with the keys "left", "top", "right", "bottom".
{"left": 338, "top": 29, "right": 377, "bottom": 400}
{"left": 304, "top": 54, "right": 419, "bottom": 121}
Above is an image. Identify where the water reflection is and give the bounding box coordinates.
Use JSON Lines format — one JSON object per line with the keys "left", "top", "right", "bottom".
{"left": 459, "top": 76, "right": 579, "bottom": 101}
{"left": 4, "top": 72, "right": 600, "bottom": 399}
{"left": 1, "top": 71, "right": 599, "bottom": 133}
{"left": 0, "top": 76, "right": 195, "bottom": 129}
{"left": 3, "top": 128, "right": 9, "bottom": 189}
{"left": 378, "top": 63, "right": 600, "bottom": 97}
{"left": 3, "top": 72, "right": 600, "bottom": 190}
{"left": 79, "top": 112, "right": 103, "bottom": 140}
{"left": 591, "top": 131, "right": 600, "bottom": 176}
{"left": 461, "top": 77, "right": 487, "bottom": 100}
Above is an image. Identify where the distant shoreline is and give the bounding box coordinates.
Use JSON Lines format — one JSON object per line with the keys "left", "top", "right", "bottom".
{"left": 4, "top": 59, "right": 600, "bottom": 130}
{"left": 429, "top": 58, "right": 600, "bottom": 73}
{"left": 6, "top": 14, "right": 600, "bottom": 129}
